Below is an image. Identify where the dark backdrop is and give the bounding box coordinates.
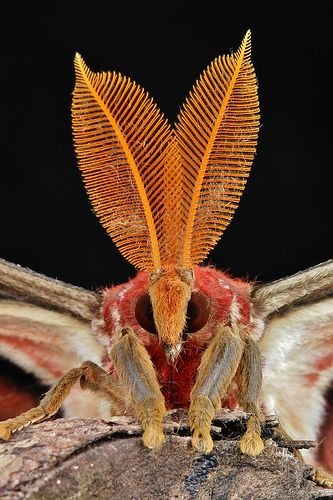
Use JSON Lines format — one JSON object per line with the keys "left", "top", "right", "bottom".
{"left": 1, "top": 3, "right": 332, "bottom": 290}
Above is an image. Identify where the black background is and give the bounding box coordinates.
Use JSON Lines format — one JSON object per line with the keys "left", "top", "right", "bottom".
{"left": 1, "top": 3, "right": 332, "bottom": 291}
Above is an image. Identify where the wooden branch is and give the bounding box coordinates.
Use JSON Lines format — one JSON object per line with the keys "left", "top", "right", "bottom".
{"left": 0, "top": 411, "right": 331, "bottom": 499}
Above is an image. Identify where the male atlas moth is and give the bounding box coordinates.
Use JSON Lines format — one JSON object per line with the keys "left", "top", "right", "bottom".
{"left": 0, "top": 31, "right": 332, "bottom": 487}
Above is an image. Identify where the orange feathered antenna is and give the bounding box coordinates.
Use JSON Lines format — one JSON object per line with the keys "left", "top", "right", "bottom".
{"left": 175, "top": 30, "right": 260, "bottom": 267}
{"left": 72, "top": 55, "right": 182, "bottom": 271}
{"left": 72, "top": 31, "right": 259, "bottom": 272}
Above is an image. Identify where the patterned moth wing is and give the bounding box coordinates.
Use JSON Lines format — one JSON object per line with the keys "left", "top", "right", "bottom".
{"left": 253, "top": 259, "right": 333, "bottom": 472}
{"left": 0, "top": 259, "right": 106, "bottom": 420}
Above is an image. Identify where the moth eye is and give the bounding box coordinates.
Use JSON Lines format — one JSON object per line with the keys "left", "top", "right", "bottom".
{"left": 135, "top": 294, "right": 157, "bottom": 334}
{"left": 186, "top": 291, "right": 210, "bottom": 333}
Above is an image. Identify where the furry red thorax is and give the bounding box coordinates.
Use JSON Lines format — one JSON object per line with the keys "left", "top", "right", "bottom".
{"left": 98, "top": 266, "right": 255, "bottom": 409}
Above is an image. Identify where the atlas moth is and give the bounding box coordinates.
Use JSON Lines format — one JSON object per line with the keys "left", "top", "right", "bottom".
{"left": 0, "top": 30, "right": 332, "bottom": 488}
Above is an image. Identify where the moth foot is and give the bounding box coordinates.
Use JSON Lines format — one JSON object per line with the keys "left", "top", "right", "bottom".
{"left": 142, "top": 426, "right": 165, "bottom": 449}
{"left": 311, "top": 467, "right": 333, "bottom": 489}
{"left": 240, "top": 415, "right": 264, "bottom": 456}
{"left": 240, "top": 430, "right": 264, "bottom": 456}
{"left": 189, "top": 395, "right": 215, "bottom": 452}
{"left": 137, "top": 397, "right": 166, "bottom": 449}
{"left": 0, "top": 422, "right": 13, "bottom": 441}
{"left": 191, "top": 427, "right": 214, "bottom": 453}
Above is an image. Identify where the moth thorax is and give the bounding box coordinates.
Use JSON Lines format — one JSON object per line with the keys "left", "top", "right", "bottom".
{"left": 148, "top": 267, "right": 193, "bottom": 347}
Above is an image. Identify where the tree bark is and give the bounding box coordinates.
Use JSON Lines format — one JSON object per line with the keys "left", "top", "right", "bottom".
{"left": 0, "top": 411, "right": 331, "bottom": 500}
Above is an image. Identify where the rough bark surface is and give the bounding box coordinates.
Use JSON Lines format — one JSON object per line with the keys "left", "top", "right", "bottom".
{"left": 0, "top": 412, "right": 331, "bottom": 500}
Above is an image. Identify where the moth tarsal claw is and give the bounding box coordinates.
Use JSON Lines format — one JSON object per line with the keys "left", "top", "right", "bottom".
{"left": 142, "top": 425, "right": 165, "bottom": 449}
{"left": 239, "top": 415, "right": 264, "bottom": 456}
{"left": 191, "top": 427, "right": 214, "bottom": 453}
{"left": 239, "top": 430, "right": 264, "bottom": 456}
{"left": 188, "top": 395, "right": 215, "bottom": 453}
{"left": 0, "top": 422, "right": 12, "bottom": 441}
{"left": 137, "top": 397, "right": 166, "bottom": 449}
{"left": 311, "top": 468, "right": 333, "bottom": 489}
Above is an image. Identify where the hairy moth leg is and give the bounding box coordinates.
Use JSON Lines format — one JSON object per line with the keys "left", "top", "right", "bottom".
{"left": 189, "top": 323, "right": 244, "bottom": 452}
{"left": 109, "top": 326, "right": 166, "bottom": 448}
{"left": 310, "top": 468, "right": 333, "bottom": 489}
{"left": 237, "top": 336, "right": 264, "bottom": 456}
{"left": 274, "top": 425, "right": 333, "bottom": 489}
{"left": 0, "top": 361, "right": 126, "bottom": 440}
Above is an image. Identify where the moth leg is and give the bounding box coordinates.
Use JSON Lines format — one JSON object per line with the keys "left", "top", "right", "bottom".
{"left": 275, "top": 424, "right": 333, "bottom": 488}
{"left": 189, "top": 323, "right": 244, "bottom": 453}
{"left": 310, "top": 468, "right": 333, "bottom": 489}
{"left": 237, "top": 336, "right": 265, "bottom": 456}
{"left": 0, "top": 361, "right": 126, "bottom": 440}
{"left": 109, "top": 326, "right": 166, "bottom": 449}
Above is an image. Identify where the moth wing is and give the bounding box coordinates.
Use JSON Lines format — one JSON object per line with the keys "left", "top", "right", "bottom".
{"left": 0, "top": 259, "right": 106, "bottom": 419}
{"left": 252, "top": 260, "right": 333, "bottom": 471}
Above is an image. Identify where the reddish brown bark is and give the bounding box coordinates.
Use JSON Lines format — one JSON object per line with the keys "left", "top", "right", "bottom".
{"left": 0, "top": 412, "right": 331, "bottom": 499}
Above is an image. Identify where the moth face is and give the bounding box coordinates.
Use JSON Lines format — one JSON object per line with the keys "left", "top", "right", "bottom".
{"left": 134, "top": 283, "right": 211, "bottom": 343}
{"left": 103, "top": 266, "right": 212, "bottom": 360}
{"left": 148, "top": 267, "right": 194, "bottom": 357}
{"left": 101, "top": 270, "right": 205, "bottom": 360}
{"left": 101, "top": 267, "right": 252, "bottom": 361}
